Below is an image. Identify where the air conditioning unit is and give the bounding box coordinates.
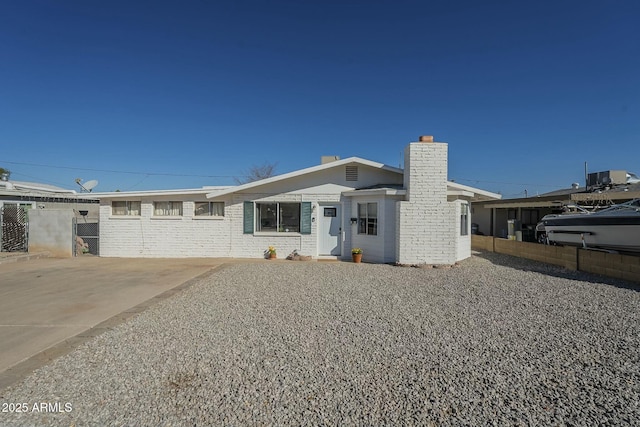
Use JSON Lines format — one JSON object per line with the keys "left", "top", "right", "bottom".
{"left": 587, "top": 170, "right": 627, "bottom": 187}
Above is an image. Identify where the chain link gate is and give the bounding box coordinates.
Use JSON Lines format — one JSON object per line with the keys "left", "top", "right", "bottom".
{"left": 75, "top": 220, "right": 99, "bottom": 255}
{"left": 0, "top": 204, "right": 29, "bottom": 252}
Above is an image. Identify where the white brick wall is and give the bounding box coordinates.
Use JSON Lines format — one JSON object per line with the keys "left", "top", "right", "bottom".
{"left": 100, "top": 193, "right": 346, "bottom": 259}
{"left": 396, "top": 142, "right": 458, "bottom": 265}
{"left": 99, "top": 198, "right": 232, "bottom": 258}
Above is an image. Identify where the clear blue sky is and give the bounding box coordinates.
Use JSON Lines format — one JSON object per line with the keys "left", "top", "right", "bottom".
{"left": 1, "top": 0, "right": 638, "bottom": 197}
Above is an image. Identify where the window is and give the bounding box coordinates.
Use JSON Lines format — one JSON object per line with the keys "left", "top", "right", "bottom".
{"left": 244, "top": 201, "right": 311, "bottom": 234}
{"left": 460, "top": 203, "right": 469, "bottom": 236}
{"left": 256, "top": 202, "right": 300, "bottom": 232}
{"left": 324, "top": 207, "right": 337, "bottom": 217}
{"left": 112, "top": 201, "right": 141, "bottom": 216}
{"left": 153, "top": 201, "right": 183, "bottom": 216}
{"left": 357, "top": 202, "right": 377, "bottom": 235}
{"left": 195, "top": 202, "right": 224, "bottom": 217}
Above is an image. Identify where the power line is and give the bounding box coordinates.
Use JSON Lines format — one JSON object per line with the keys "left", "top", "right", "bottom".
{"left": 3, "top": 159, "right": 564, "bottom": 189}
{"left": 0, "top": 160, "right": 242, "bottom": 178}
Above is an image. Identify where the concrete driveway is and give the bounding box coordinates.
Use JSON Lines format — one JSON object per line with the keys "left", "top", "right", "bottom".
{"left": 0, "top": 256, "right": 224, "bottom": 388}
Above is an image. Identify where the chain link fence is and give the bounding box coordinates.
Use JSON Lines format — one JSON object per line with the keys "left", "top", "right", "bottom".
{"left": 0, "top": 204, "right": 29, "bottom": 252}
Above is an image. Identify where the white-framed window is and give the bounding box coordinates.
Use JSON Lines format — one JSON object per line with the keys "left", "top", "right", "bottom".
{"left": 195, "top": 201, "right": 224, "bottom": 217}
{"left": 111, "top": 201, "right": 141, "bottom": 216}
{"left": 153, "top": 201, "right": 183, "bottom": 216}
{"left": 460, "top": 203, "right": 469, "bottom": 236}
{"left": 256, "top": 202, "right": 300, "bottom": 232}
{"left": 357, "top": 202, "right": 377, "bottom": 235}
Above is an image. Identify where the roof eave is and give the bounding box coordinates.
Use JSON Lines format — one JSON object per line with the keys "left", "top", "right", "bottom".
{"left": 342, "top": 188, "right": 406, "bottom": 197}
{"left": 91, "top": 187, "right": 231, "bottom": 199}
{"left": 447, "top": 181, "right": 502, "bottom": 201}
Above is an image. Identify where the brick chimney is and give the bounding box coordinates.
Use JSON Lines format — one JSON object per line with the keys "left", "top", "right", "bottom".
{"left": 321, "top": 156, "right": 340, "bottom": 164}
{"left": 397, "top": 135, "right": 456, "bottom": 265}
{"left": 403, "top": 136, "right": 448, "bottom": 201}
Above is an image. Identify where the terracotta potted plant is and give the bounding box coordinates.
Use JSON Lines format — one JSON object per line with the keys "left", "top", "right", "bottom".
{"left": 267, "top": 246, "right": 277, "bottom": 260}
{"left": 351, "top": 248, "right": 363, "bottom": 263}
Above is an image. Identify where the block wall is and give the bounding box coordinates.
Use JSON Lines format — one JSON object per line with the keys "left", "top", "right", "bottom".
{"left": 471, "top": 237, "right": 640, "bottom": 284}
{"left": 493, "top": 238, "right": 578, "bottom": 270}
{"left": 471, "top": 234, "right": 494, "bottom": 252}
{"left": 28, "top": 209, "right": 75, "bottom": 257}
{"left": 579, "top": 251, "right": 640, "bottom": 283}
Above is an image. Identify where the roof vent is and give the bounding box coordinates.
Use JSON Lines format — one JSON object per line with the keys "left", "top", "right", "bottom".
{"left": 346, "top": 165, "right": 358, "bottom": 181}
{"left": 571, "top": 183, "right": 580, "bottom": 189}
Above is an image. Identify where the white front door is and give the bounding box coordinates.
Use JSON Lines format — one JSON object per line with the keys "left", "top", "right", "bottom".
{"left": 318, "top": 204, "right": 341, "bottom": 256}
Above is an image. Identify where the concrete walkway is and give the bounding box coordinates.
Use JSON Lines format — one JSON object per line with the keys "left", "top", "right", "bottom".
{"left": 0, "top": 256, "right": 226, "bottom": 389}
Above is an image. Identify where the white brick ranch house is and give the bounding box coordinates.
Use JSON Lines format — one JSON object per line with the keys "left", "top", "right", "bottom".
{"left": 95, "top": 137, "right": 500, "bottom": 264}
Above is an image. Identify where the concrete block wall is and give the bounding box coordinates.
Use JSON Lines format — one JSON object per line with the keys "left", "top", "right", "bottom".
{"left": 471, "top": 236, "right": 640, "bottom": 283}
{"left": 28, "top": 209, "right": 75, "bottom": 257}
{"left": 493, "top": 238, "right": 578, "bottom": 270}
{"left": 397, "top": 141, "right": 457, "bottom": 265}
{"left": 579, "top": 251, "right": 640, "bottom": 283}
{"left": 471, "top": 235, "right": 495, "bottom": 252}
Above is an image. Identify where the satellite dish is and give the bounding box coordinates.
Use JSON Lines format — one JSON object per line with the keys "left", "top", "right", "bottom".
{"left": 76, "top": 179, "right": 99, "bottom": 192}
{"left": 83, "top": 180, "right": 98, "bottom": 192}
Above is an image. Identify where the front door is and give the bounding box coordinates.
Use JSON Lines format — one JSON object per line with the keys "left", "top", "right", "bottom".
{"left": 319, "top": 204, "right": 341, "bottom": 256}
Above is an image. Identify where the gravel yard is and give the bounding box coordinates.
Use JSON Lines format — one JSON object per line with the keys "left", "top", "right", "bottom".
{"left": 1, "top": 252, "right": 640, "bottom": 426}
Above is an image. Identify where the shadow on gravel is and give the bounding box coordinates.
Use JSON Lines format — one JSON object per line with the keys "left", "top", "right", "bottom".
{"left": 472, "top": 250, "right": 640, "bottom": 292}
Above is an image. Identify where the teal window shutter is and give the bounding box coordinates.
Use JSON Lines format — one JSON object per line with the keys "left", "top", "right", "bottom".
{"left": 243, "top": 201, "right": 254, "bottom": 234}
{"left": 300, "top": 202, "right": 312, "bottom": 234}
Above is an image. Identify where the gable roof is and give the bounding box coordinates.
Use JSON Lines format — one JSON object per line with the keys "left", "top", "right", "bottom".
{"left": 206, "top": 157, "right": 403, "bottom": 199}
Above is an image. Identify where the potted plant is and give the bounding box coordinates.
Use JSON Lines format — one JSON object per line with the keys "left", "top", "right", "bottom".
{"left": 351, "top": 248, "right": 363, "bottom": 263}
{"left": 267, "top": 246, "right": 277, "bottom": 259}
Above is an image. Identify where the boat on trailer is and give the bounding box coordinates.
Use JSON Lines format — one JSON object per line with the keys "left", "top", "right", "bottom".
{"left": 544, "top": 199, "right": 640, "bottom": 252}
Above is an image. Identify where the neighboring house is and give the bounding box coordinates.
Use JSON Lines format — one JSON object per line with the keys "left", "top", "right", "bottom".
{"left": 472, "top": 185, "right": 586, "bottom": 241}
{"left": 95, "top": 137, "right": 501, "bottom": 264}
{"left": 473, "top": 181, "right": 640, "bottom": 241}
{"left": 0, "top": 179, "right": 99, "bottom": 217}
{"left": 0, "top": 178, "right": 99, "bottom": 252}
